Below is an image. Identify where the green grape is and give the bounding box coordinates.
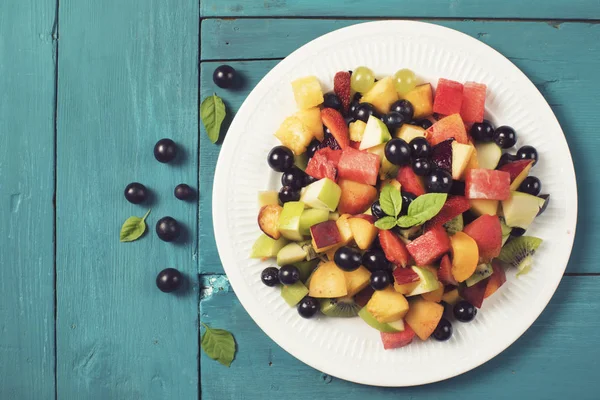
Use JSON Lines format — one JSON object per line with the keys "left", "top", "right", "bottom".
{"left": 394, "top": 69, "right": 417, "bottom": 95}
{"left": 351, "top": 66, "right": 375, "bottom": 93}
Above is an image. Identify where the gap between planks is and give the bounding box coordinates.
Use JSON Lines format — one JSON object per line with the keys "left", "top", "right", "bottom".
{"left": 201, "top": 16, "right": 600, "bottom": 23}
{"left": 52, "top": 0, "right": 60, "bottom": 399}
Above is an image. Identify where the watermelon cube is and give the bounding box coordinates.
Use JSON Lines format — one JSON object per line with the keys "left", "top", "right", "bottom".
{"left": 305, "top": 148, "right": 341, "bottom": 181}
{"left": 426, "top": 114, "right": 469, "bottom": 146}
{"left": 397, "top": 166, "right": 426, "bottom": 196}
{"left": 433, "top": 78, "right": 463, "bottom": 116}
{"left": 465, "top": 169, "right": 511, "bottom": 200}
{"left": 337, "top": 147, "right": 380, "bottom": 186}
{"left": 393, "top": 267, "right": 420, "bottom": 285}
{"left": 463, "top": 214, "right": 502, "bottom": 261}
{"left": 380, "top": 325, "right": 416, "bottom": 349}
{"left": 460, "top": 82, "right": 487, "bottom": 123}
{"left": 423, "top": 195, "right": 471, "bottom": 231}
{"left": 379, "top": 230, "right": 411, "bottom": 267}
{"left": 406, "top": 226, "right": 451, "bottom": 266}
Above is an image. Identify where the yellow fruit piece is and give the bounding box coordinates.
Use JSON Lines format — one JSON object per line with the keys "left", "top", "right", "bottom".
{"left": 451, "top": 142, "right": 474, "bottom": 180}
{"left": 510, "top": 161, "right": 534, "bottom": 191}
{"left": 360, "top": 77, "right": 399, "bottom": 114}
{"left": 441, "top": 288, "right": 462, "bottom": 305}
{"left": 450, "top": 232, "right": 479, "bottom": 282}
{"left": 291, "top": 76, "right": 324, "bottom": 110}
{"left": 349, "top": 120, "right": 367, "bottom": 142}
{"left": 394, "top": 281, "right": 420, "bottom": 295}
{"left": 295, "top": 107, "right": 324, "bottom": 141}
{"left": 395, "top": 124, "right": 426, "bottom": 142}
{"left": 401, "top": 83, "right": 433, "bottom": 118}
{"left": 381, "top": 178, "right": 402, "bottom": 192}
{"left": 336, "top": 214, "right": 354, "bottom": 245}
{"left": 469, "top": 199, "right": 499, "bottom": 216}
{"left": 308, "top": 261, "right": 348, "bottom": 298}
{"left": 275, "top": 116, "right": 314, "bottom": 155}
{"left": 366, "top": 287, "right": 409, "bottom": 323}
{"left": 421, "top": 285, "right": 444, "bottom": 303}
{"left": 342, "top": 266, "right": 371, "bottom": 297}
{"left": 348, "top": 217, "right": 378, "bottom": 250}
{"left": 462, "top": 145, "right": 480, "bottom": 179}
{"left": 405, "top": 298, "right": 444, "bottom": 340}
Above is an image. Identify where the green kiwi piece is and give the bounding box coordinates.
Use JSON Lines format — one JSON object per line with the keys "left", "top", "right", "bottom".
{"left": 444, "top": 214, "right": 464, "bottom": 236}
{"left": 281, "top": 281, "right": 309, "bottom": 307}
{"left": 498, "top": 236, "right": 543, "bottom": 276}
{"left": 293, "top": 259, "right": 319, "bottom": 283}
{"left": 320, "top": 296, "right": 360, "bottom": 318}
{"left": 465, "top": 263, "right": 493, "bottom": 287}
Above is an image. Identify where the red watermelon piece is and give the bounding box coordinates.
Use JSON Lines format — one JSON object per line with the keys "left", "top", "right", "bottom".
{"left": 459, "top": 277, "right": 489, "bottom": 308}
{"left": 423, "top": 195, "right": 471, "bottom": 231}
{"left": 321, "top": 108, "right": 350, "bottom": 149}
{"left": 426, "top": 114, "right": 469, "bottom": 146}
{"left": 337, "top": 147, "right": 380, "bottom": 186}
{"left": 460, "top": 82, "right": 487, "bottom": 123}
{"left": 393, "top": 266, "right": 420, "bottom": 285}
{"left": 397, "top": 166, "right": 426, "bottom": 196}
{"left": 438, "top": 254, "right": 458, "bottom": 286}
{"left": 305, "top": 148, "right": 341, "bottom": 181}
{"left": 380, "top": 325, "right": 416, "bottom": 350}
{"left": 465, "top": 169, "right": 511, "bottom": 200}
{"left": 433, "top": 78, "right": 464, "bottom": 116}
{"left": 379, "top": 230, "right": 411, "bottom": 268}
{"left": 463, "top": 214, "right": 502, "bottom": 262}
{"left": 406, "top": 226, "right": 451, "bottom": 266}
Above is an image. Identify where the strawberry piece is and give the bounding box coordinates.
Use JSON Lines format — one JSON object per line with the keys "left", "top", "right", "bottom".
{"left": 380, "top": 325, "right": 416, "bottom": 350}
{"left": 463, "top": 214, "right": 502, "bottom": 262}
{"left": 406, "top": 226, "right": 451, "bottom": 266}
{"left": 321, "top": 108, "right": 350, "bottom": 149}
{"left": 334, "top": 71, "right": 352, "bottom": 113}
{"left": 393, "top": 267, "right": 420, "bottom": 285}
{"left": 423, "top": 195, "right": 470, "bottom": 231}
{"left": 438, "top": 254, "right": 458, "bottom": 286}
{"left": 379, "top": 230, "right": 411, "bottom": 267}
{"left": 397, "top": 166, "right": 426, "bottom": 196}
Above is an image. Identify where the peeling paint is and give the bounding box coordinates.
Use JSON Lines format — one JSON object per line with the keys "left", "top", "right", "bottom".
{"left": 200, "top": 274, "right": 231, "bottom": 299}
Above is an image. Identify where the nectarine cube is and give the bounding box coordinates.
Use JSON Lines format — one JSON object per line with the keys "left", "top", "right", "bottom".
{"left": 310, "top": 220, "right": 342, "bottom": 253}
{"left": 441, "top": 288, "right": 462, "bottom": 306}
{"left": 405, "top": 298, "right": 444, "bottom": 340}
{"left": 425, "top": 114, "right": 469, "bottom": 146}
{"left": 308, "top": 261, "right": 348, "bottom": 298}
{"left": 367, "top": 287, "right": 409, "bottom": 323}
{"left": 337, "top": 179, "right": 378, "bottom": 215}
{"left": 406, "top": 226, "right": 451, "bottom": 266}
{"left": 421, "top": 285, "right": 444, "bottom": 303}
{"left": 450, "top": 232, "right": 479, "bottom": 283}
{"left": 348, "top": 217, "right": 378, "bottom": 250}
{"left": 401, "top": 83, "right": 433, "bottom": 119}
{"left": 342, "top": 266, "right": 371, "bottom": 297}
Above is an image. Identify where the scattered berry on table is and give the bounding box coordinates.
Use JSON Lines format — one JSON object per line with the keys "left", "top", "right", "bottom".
{"left": 156, "top": 216, "right": 181, "bottom": 242}
{"left": 213, "top": 64, "right": 236, "bottom": 89}
{"left": 174, "top": 184, "right": 194, "bottom": 200}
{"left": 124, "top": 182, "right": 148, "bottom": 204}
{"left": 154, "top": 138, "right": 177, "bottom": 163}
{"left": 156, "top": 268, "right": 183, "bottom": 293}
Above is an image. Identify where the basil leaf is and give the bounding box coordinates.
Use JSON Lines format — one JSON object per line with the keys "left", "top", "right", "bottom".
{"left": 379, "top": 185, "right": 403, "bottom": 217}
{"left": 396, "top": 215, "right": 421, "bottom": 228}
{"left": 120, "top": 209, "right": 151, "bottom": 242}
{"left": 201, "top": 323, "right": 236, "bottom": 367}
{"left": 407, "top": 193, "right": 448, "bottom": 224}
{"left": 374, "top": 216, "right": 397, "bottom": 230}
{"left": 200, "top": 94, "right": 226, "bottom": 144}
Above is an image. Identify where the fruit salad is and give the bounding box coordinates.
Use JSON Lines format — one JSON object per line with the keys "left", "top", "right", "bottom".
{"left": 250, "top": 67, "right": 549, "bottom": 348}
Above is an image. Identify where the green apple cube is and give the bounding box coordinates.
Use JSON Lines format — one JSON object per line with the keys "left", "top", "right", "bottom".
{"left": 258, "top": 190, "right": 280, "bottom": 207}
{"left": 328, "top": 212, "right": 340, "bottom": 221}
{"left": 300, "top": 178, "right": 341, "bottom": 211}
{"left": 475, "top": 142, "right": 503, "bottom": 170}
{"left": 299, "top": 208, "right": 330, "bottom": 236}
{"left": 359, "top": 115, "right": 392, "bottom": 150}
{"left": 358, "top": 307, "right": 400, "bottom": 333}
{"left": 502, "top": 191, "right": 546, "bottom": 229}
{"left": 294, "top": 153, "right": 309, "bottom": 171}
{"left": 276, "top": 242, "right": 308, "bottom": 266}
{"left": 451, "top": 142, "right": 474, "bottom": 180}
{"left": 250, "top": 234, "right": 289, "bottom": 258}
{"left": 406, "top": 266, "right": 440, "bottom": 296}
{"left": 278, "top": 201, "right": 305, "bottom": 241}
{"left": 387, "top": 319, "right": 405, "bottom": 332}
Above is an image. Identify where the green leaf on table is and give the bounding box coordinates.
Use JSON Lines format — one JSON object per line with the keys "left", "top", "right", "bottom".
{"left": 119, "top": 209, "right": 151, "bottom": 242}
{"left": 379, "top": 184, "right": 403, "bottom": 217}
{"left": 201, "top": 323, "right": 236, "bottom": 367}
{"left": 374, "top": 216, "right": 397, "bottom": 230}
{"left": 396, "top": 215, "right": 422, "bottom": 228}
{"left": 200, "top": 94, "right": 226, "bottom": 144}
{"left": 406, "top": 193, "right": 447, "bottom": 224}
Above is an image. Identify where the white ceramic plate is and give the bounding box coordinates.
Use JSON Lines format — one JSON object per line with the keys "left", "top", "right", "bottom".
{"left": 212, "top": 21, "right": 577, "bottom": 386}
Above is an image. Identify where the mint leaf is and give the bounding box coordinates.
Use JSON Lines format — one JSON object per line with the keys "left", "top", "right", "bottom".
{"left": 201, "top": 323, "right": 236, "bottom": 367}
{"left": 200, "top": 94, "right": 226, "bottom": 144}
{"left": 396, "top": 215, "right": 421, "bottom": 228}
{"left": 120, "top": 209, "right": 151, "bottom": 242}
{"left": 374, "top": 216, "right": 397, "bottom": 230}
{"left": 407, "top": 193, "right": 447, "bottom": 224}
{"left": 379, "top": 185, "right": 403, "bottom": 217}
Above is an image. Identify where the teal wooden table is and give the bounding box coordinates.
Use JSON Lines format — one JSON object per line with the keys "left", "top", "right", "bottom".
{"left": 2, "top": 1, "right": 599, "bottom": 399}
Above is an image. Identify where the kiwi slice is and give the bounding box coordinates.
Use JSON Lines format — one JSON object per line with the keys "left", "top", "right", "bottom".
{"left": 281, "top": 281, "right": 309, "bottom": 307}
{"left": 498, "top": 236, "right": 543, "bottom": 276}
{"left": 465, "top": 263, "right": 493, "bottom": 287}
{"left": 320, "top": 296, "right": 360, "bottom": 318}
{"left": 443, "top": 214, "right": 464, "bottom": 236}
{"left": 293, "top": 259, "right": 319, "bottom": 283}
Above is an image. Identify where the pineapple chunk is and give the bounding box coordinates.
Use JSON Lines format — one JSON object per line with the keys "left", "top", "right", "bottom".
{"left": 275, "top": 116, "right": 314, "bottom": 155}
{"left": 296, "top": 107, "right": 324, "bottom": 141}
{"left": 395, "top": 124, "right": 426, "bottom": 142}
{"left": 349, "top": 120, "right": 367, "bottom": 142}
{"left": 401, "top": 83, "right": 433, "bottom": 118}
{"left": 360, "top": 77, "right": 399, "bottom": 114}
{"left": 291, "top": 76, "right": 324, "bottom": 110}
{"left": 404, "top": 298, "right": 444, "bottom": 340}
{"left": 366, "top": 287, "right": 409, "bottom": 323}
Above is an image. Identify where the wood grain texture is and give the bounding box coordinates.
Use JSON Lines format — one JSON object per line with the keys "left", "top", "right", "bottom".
{"left": 0, "top": 1, "right": 57, "bottom": 399}
{"left": 56, "top": 0, "right": 199, "bottom": 398}
{"left": 200, "top": 275, "right": 600, "bottom": 399}
{"left": 200, "top": 0, "right": 600, "bottom": 19}
{"left": 198, "top": 21, "right": 598, "bottom": 273}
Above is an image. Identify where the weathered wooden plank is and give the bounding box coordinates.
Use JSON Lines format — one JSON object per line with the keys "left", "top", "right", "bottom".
{"left": 0, "top": 1, "right": 57, "bottom": 399}
{"left": 200, "top": 0, "right": 600, "bottom": 20}
{"left": 200, "top": 275, "right": 600, "bottom": 399}
{"left": 56, "top": 0, "right": 199, "bottom": 398}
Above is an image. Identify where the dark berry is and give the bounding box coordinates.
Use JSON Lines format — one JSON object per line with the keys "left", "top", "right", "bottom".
{"left": 348, "top": 93, "right": 362, "bottom": 116}
{"left": 124, "top": 182, "right": 148, "bottom": 204}
{"left": 412, "top": 158, "right": 432, "bottom": 176}
{"left": 362, "top": 250, "right": 390, "bottom": 272}
{"left": 320, "top": 131, "right": 341, "bottom": 150}
{"left": 384, "top": 138, "right": 411, "bottom": 166}
{"left": 298, "top": 296, "right": 319, "bottom": 318}
{"left": 371, "top": 200, "right": 386, "bottom": 220}
{"left": 278, "top": 265, "right": 300, "bottom": 285}
{"left": 538, "top": 194, "right": 550, "bottom": 216}
{"left": 370, "top": 269, "right": 391, "bottom": 291}
{"left": 425, "top": 169, "right": 453, "bottom": 193}
{"left": 174, "top": 184, "right": 194, "bottom": 200}
{"left": 511, "top": 227, "right": 526, "bottom": 237}
{"left": 400, "top": 192, "right": 416, "bottom": 215}
{"left": 154, "top": 138, "right": 177, "bottom": 163}
{"left": 470, "top": 120, "right": 495, "bottom": 142}
{"left": 409, "top": 137, "right": 431, "bottom": 159}
{"left": 333, "top": 246, "right": 362, "bottom": 272}
{"left": 306, "top": 139, "right": 321, "bottom": 159}
{"left": 454, "top": 300, "right": 477, "bottom": 322}
{"left": 323, "top": 92, "right": 342, "bottom": 111}
{"left": 498, "top": 152, "right": 516, "bottom": 168}
{"left": 281, "top": 167, "right": 307, "bottom": 190}
{"left": 156, "top": 268, "right": 183, "bottom": 293}
{"left": 449, "top": 180, "right": 466, "bottom": 196}
{"left": 390, "top": 100, "right": 414, "bottom": 120}
{"left": 212, "top": 65, "right": 235, "bottom": 89}
{"left": 432, "top": 318, "right": 453, "bottom": 341}
{"left": 519, "top": 176, "right": 541, "bottom": 196}
{"left": 156, "top": 217, "right": 181, "bottom": 242}
{"left": 267, "top": 146, "right": 294, "bottom": 172}
{"left": 493, "top": 126, "right": 517, "bottom": 149}
{"left": 383, "top": 111, "right": 405, "bottom": 131}
{"left": 353, "top": 103, "right": 378, "bottom": 122}
{"left": 416, "top": 119, "right": 433, "bottom": 129}
{"left": 279, "top": 186, "right": 300, "bottom": 204}
{"left": 304, "top": 175, "right": 317, "bottom": 186}
{"left": 516, "top": 145, "right": 538, "bottom": 166}
{"left": 344, "top": 115, "right": 355, "bottom": 126}
{"left": 261, "top": 267, "right": 280, "bottom": 287}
